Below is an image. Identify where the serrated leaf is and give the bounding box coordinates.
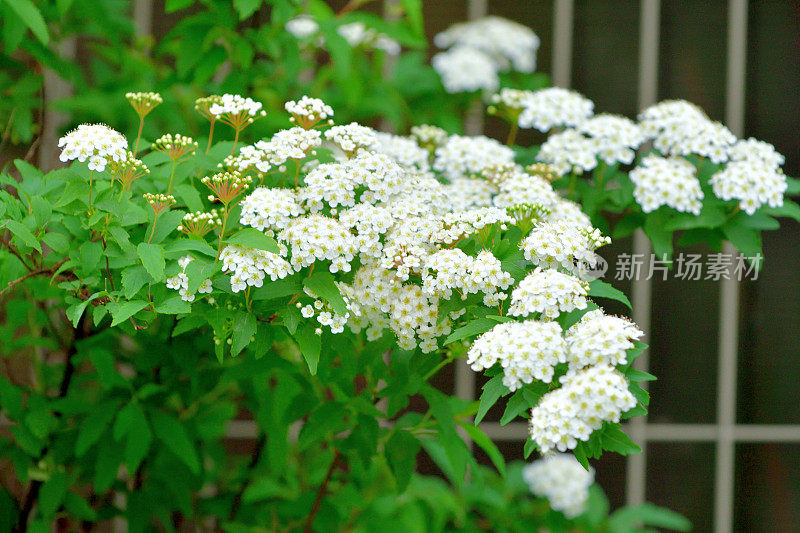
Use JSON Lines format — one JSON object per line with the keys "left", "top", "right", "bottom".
{"left": 154, "top": 295, "right": 191, "bottom": 314}
{"left": 137, "top": 243, "right": 165, "bottom": 282}
{"left": 5, "top": 0, "right": 49, "bottom": 45}
{"left": 225, "top": 227, "right": 280, "bottom": 253}
{"left": 75, "top": 402, "right": 118, "bottom": 456}
{"left": 38, "top": 472, "right": 68, "bottom": 517}
{"left": 122, "top": 266, "right": 152, "bottom": 299}
{"left": 230, "top": 311, "right": 257, "bottom": 356}
{"left": 444, "top": 317, "right": 499, "bottom": 345}
{"left": 292, "top": 322, "right": 322, "bottom": 374}
{"left": 3, "top": 220, "right": 40, "bottom": 253}
{"left": 303, "top": 271, "right": 347, "bottom": 316}
{"left": 601, "top": 425, "right": 641, "bottom": 455}
{"left": 588, "top": 279, "right": 632, "bottom": 309}
{"left": 475, "top": 374, "right": 509, "bottom": 425}
{"left": 149, "top": 410, "right": 200, "bottom": 474}
{"left": 107, "top": 300, "right": 148, "bottom": 327}
{"left": 458, "top": 421, "right": 505, "bottom": 476}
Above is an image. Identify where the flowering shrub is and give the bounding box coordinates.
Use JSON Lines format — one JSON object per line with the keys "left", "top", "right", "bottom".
{"left": 1, "top": 8, "right": 796, "bottom": 533}
{"left": 0, "top": 89, "right": 695, "bottom": 531}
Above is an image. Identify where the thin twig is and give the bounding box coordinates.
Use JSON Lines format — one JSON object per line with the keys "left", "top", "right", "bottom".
{"left": 304, "top": 450, "right": 341, "bottom": 533}
{"left": 0, "top": 259, "right": 68, "bottom": 297}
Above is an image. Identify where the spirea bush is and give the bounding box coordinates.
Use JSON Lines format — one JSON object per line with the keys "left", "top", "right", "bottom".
{"left": 2, "top": 8, "right": 797, "bottom": 533}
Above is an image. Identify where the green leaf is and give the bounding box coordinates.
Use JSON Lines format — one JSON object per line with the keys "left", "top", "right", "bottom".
{"left": 233, "top": 0, "right": 261, "bottom": 19}
{"left": 242, "top": 478, "right": 284, "bottom": 503}
{"left": 253, "top": 277, "right": 302, "bottom": 300}
{"left": 722, "top": 222, "right": 762, "bottom": 258}
{"left": 149, "top": 410, "right": 200, "bottom": 474}
{"left": 609, "top": 503, "right": 691, "bottom": 532}
{"left": 385, "top": 429, "right": 420, "bottom": 492}
{"left": 3, "top": 220, "right": 40, "bottom": 253}
{"left": 165, "top": 0, "right": 194, "bottom": 12}
{"left": 444, "top": 317, "right": 501, "bottom": 345}
{"left": 762, "top": 199, "right": 800, "bottom": 222}
{"left": 107, "top": 300, "right": 149, "bottom": 327}
{"left": 0, "top": 377, "right": 23, "bottom": 420}
{"left": 225, "top": 228, "right": 280, "bottom": 253}
{"left": 588, "top": 279, "right": 632, "bottom": 309}
{"left": 174, "top": 183, "right": 204, "bottom": 213}
{"left": 89, "top": 351, "right": 128, "bottom": 390}
{"left": 303, "top": 271, "right": 348, "bottom": 316}
{"left": 75, "top": 401, "right": 118, "bottom": 456}
{"left": 184, "top": 259, "right": 219, "bottom": 294}
{"left": 230, "top": 311, "right": 257, "bottom": 356}
{"left": 137, "top": 243, "right": 165, "bottom": 282}
{"left": 166, "top": 238, "right": 217, "bottom": 258}
{"left": 154, "top": 295, "right": 191, "bottom": 315}
{"left": 475, "top": 374, "right": 509, "bottom": 425}
{"left": 601, "top": 425, "right": 641, "bottom": 455}
{"left": 458, "top": 421, "right": 505, "bottom": 477}
{"left": 5, "top": 0, "right": 49, "bottom": 45}
{"left": 292, "top": 322, "right": 322, "bottom": 374}
{"left": 122, "top": 266, "right": 152, "bottom": 300}
{"left": 38, "top": 472, "right": 68, "bottom": 517}
{"left": 785, "top": 176, "right": 800, "bottom": 195}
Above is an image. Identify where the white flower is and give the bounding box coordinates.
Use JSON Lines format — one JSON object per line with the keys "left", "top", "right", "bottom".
{"left": 565, "top": 309, "right": 643, "bottom": 371}
{"left": 508, "top": 268, "right": 589, "bottom": 320}
{"left": 285, "top": 96, "right": 334, "bottom": 123}
{"left": 577, "top": 113, "right": 646, "bottom": 165}
{"left": 638, "top": 100, "right": 735, "bottom": 163}
{"left": 278, "top": 214, "right": 358, "bottom": 273}
{"left": 432, "top": 46, "right": 499, "bottom": 93}
{"left": 629, "top": 155, "right": 704, "bottom": 215}
{"left": 324, "top": 123, "right": 378, "bottom": 153}
{"left": 517, "top": 88, "right": 594, "bottom": 132}
{"left": 58, "top": 123, "right": 128, "bottom": 172}
{"left": 209, "top": 94, "right": 263, "bottom": 117}
{"left": 373, "top": 132, "right": 431, "bottom": 172}
{"left": 434, "top": 16, "right": 540, "bottom": 73}
{"left": 286, "top": 15, "right": 319, "bottom": 39}
{"left": 239, "top": 187, "right": 305, "bottom": 231}
{"left": 710, "top": 160, "right": 786, "bottom": 215}
{"left": 337, "top": 21, "right": 400, "bottom": 55}
{"left": 467, "top": 320, "right": 566, "bottom": 391}
{"left": 219, "top": 244, "right": 292, "bottom": 292}
{"left": 521, "top": 220, "right": 610, "bottom": 275}
{"left": 433, "top": 134, "right": 515, "bottom": 179}
{"left": 523, "top": 454, "right": 594, "bottom": 518}
{"left": 492, "top": 167, "right": 560, "bottom": 209}
{"left": 536, "top": 130, "right": 599, "bottom": 175}
{"left": 529, "top": 364, "right": 637, "bottom": 453}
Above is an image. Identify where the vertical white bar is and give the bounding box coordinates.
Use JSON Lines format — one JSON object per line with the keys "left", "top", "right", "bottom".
{"left": 464, "top": 0, "right": 488, "bottom": 136}
{"left": 552, "top": 0, "right": 574, "bottom": 88}
{"left": 38, "top": 39, "right": 76, "bottom": 171}
{"left": 626, "top": 0, "right": 660, "bottom": 507}
{"left": 133, "top": 0, "right": 153, "bottom": 38}
{"left": 715, "top": 2, "right": 747, "bottom": 532}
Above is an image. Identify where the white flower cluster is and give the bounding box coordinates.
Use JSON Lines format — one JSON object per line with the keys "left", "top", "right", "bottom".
{"left": 638, "top": 100, "right": 735, "bottom": 163}
{"left": 410, "top": 124, "right": 449, "bottom": 148}
{"left": 522, "top": 220, "right": 610, "bottom": 275}
{"left": 237, "top": 128, "right": 322, "bottom": 172}
{"left": 337, "top": 21, "right": 401, "bottom": 56}
{"left": 434, "top": 16, "right": 540, "bottom": 73}
{"left": 324, "top": 123, "right": 378, "bottom": 153}
{"left": 530, "top": 364, "right": 637, "bottom": 453}
{"left": 517, "top": 88, "right": 594, "bottom": 132}
{"left": 285, "top": 15, "right": 318, "bottom": 39}
{"left": 491, "top": 166, "right": 560, "bottom": 209}
{"left": 433, "top": 135, "right": 515, "bottom": 179}
{"left": 432, "top": 46, "right": 499, "bottom": 93}
{"left": 629, "top": 155, "right": 704, "bottom": 214}
{"left": 58, "top": 123, "right": 128, "bottom": 171}
{"left": 710, "top": 138, "right": 787, "bottom": 215}
{"left": 565, "top": 310, "right": 643, "bottom": 371}
{"left": 299, "top": 290, "right": 352, "bottom": 335}
{"left": 239, "top": 187, "right": 304, "bottom": 231}
{"left": 421, "top": 249, "right": 512, "bottom": 305}
{"left": 508, "top": 268, "right": 589, "bottom": 319}
{"left": 165, "top": 256, "right": 213, "bottom": 302}
{"left": 467, "top": 320, "right": 566, "bottom": 391}
{"left": 278, "top": 214, "right": 358, "bottom": 273}
{"left": 342, "top": 265, "right": 451, "bottom": 353}
{"left": 536, "top": 130, "right": 600, "bottom": 176}
{"left": 523, "top": 454, "right": 594, "bottom": 519}
{"left": 285, "top": 96, "right": 334, "bottom": 122}
{"left": 209, "top": 94, "right": 264, "bottom": 117}
{"left": 373, "top": 132, "right": 431, "bottom": 171}
{"left": 489, "top": 88, "right": 533, "bottom": 112}
{"left": 578, "top": 114, "right": 646, "bottom": 165}
{"left": 219, "top": 244, "right": 292, "bottom": 293}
